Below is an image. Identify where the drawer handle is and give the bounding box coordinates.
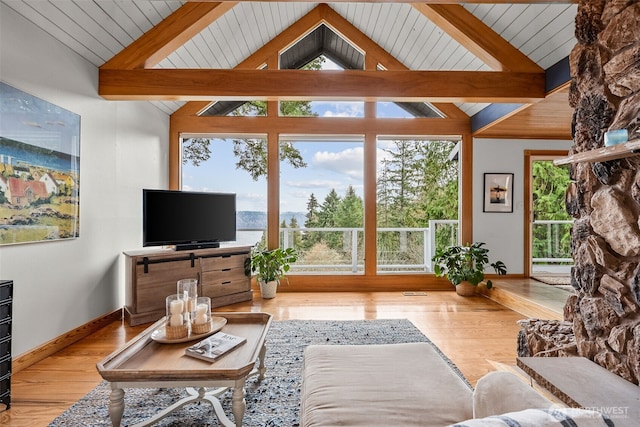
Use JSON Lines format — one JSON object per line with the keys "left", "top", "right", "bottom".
{"left": 222, "top": 268, "right": 231, "bottom": 272}
{"left": 222, "top": 281, "right": 231, "bottom": 285}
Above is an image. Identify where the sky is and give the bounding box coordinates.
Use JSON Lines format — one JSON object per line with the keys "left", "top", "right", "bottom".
{"left": 181, "top": 58, "right": 418, "bottom": 213}
{"left": 181, "top": 105, "right": 416, "bottom": 213}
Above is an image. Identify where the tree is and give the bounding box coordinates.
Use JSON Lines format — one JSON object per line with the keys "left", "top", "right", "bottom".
{"left": 335, "top": 185, "right": 363, "bottom": 228}
{"left": 532, "top": 161, "right": 572, "bottom": 260}
{"left": 376, "top": 140, "right": 420, "bottom": 227}
{"left": 305, "top": 193, "right": 320, "bottom": 228}
{"left": 334, "top": 185, "right": 364, "bottom": 254}
{"left": 315, "top": 189, "right": 342, "bottom": 250}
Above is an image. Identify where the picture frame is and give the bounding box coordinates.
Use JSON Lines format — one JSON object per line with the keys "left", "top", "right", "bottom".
{"left": 0, "top": 82, "right": 81, "bottom": 245}
{"left": 483, "top": 173, "right": 513, "bottom": 213}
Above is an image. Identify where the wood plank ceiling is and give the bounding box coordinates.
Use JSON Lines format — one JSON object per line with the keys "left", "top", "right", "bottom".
{"left": 1, "top": 1, "right": 577, "bottom": 139}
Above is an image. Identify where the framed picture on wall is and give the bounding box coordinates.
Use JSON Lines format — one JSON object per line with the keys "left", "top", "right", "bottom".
{"left": 0, "top": 82, "right": 81, "bottom": 245}
{"left": 483, "top": 173, "right": 513, "bottom": 213}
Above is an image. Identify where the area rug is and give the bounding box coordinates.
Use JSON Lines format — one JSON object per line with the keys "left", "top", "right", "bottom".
{"left": 49, "top": 319, "right": 469, "bottom": 427}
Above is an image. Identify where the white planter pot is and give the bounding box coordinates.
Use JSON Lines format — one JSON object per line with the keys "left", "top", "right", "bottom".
{"left": 259, "top": 280, "right": 278, "bottom": 299}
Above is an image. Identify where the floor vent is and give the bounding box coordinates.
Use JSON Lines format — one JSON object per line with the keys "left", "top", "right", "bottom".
{"left": 402, "top": 291, "right": 428, "bottom": 296}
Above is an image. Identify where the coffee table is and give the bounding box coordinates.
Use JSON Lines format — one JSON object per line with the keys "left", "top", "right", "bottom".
{"left": 97, "top": 312, "right": 272, "bottom": 427}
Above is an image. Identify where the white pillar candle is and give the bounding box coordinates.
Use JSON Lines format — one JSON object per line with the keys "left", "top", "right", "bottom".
{"left": 169, "top": 313, "right": 183, "bottom": 327}
{"left": 196, "top": 303, "right": 208, "bottom": 316}
{"left": 169, "top": 299, "right": 183, "bottom": 315}
{"left": 194, "top": 313, "right": 208, "bottom": 325}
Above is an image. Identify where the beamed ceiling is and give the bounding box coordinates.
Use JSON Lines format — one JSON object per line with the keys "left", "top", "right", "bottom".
{"left": 2, "top": 0, "right": 578, "bottom": 139}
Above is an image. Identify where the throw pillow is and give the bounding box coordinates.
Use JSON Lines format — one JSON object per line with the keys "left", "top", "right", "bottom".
{"left": 449, "top": 407, "right": 614, "bottom": 427}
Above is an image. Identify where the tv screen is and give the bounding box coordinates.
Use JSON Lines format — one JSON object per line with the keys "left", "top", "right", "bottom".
{"left": 143, "top": 189, "right": 236, "bottom": 250}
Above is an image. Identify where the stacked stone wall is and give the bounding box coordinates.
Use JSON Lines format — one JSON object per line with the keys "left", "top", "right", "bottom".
{"left": 518, "top": 0, "right": 640, "bottom": 385}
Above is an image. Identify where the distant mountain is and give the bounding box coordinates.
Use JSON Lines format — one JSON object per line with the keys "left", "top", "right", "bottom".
{"left": 236, "top": 211, "right": 306, "bottom": 229}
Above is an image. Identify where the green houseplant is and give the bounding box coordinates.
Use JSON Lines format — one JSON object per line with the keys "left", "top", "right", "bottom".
{"left": 247, "top": 247, "right": 298, "bottom": 299}
{"left": 431, "top": 242, "right": 507, "bottom": 296}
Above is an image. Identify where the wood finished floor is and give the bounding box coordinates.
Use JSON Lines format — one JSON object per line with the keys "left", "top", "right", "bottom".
{"left": 1, "top": 279, "right": 569, "bottom": 426}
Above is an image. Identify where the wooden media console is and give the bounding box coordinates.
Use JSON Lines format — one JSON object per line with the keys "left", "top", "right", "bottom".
{"left": 124, "top": 246, "right": 252, "bottom": 326}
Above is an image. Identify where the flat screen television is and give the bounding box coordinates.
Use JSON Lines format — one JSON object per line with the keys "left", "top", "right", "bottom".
{"left": 143, "top": 189, "right": 236, "bottom": 251}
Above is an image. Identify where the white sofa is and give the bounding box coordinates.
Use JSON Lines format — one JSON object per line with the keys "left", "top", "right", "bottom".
{"left": 300, "top": 343, "right": 613, "bottom": 426}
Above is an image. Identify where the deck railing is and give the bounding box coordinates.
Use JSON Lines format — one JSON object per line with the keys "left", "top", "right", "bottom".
{"left": 237, "top": 219, "right": 572, "bottom": 273}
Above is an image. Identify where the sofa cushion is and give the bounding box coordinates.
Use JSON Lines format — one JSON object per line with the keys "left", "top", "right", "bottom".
{"left": 449, "top": 407, "right": 615, "bottom": 427}
{"left": 300, "top": 343, "right": 473, "bottom": 427}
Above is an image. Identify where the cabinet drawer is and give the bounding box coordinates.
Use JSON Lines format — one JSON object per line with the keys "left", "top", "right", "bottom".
{"left": 0, "top": 321, "right": 9, "bottom": 340}
{"left": 0, "top": 304, "right": 10, "bottom": 323}
{"left": 202, "top": 278, "right": 250, "bottom": 298}
{"left": 0, "top": 337, "right": 9, "bottom": 359}
{"left": 200, "top": 254, "right": 247, "bottom": 271}
{"left": 0, "top": 284, "right": 11, "bottom": 301}
{"left": 201, "top": 268, "right": 247, "bottom": 284}
{"left": 0, "top": 374, "right": 9, "bottom": 395}
{"left": 0, "top": 356, "right": 10, "bottom": 377}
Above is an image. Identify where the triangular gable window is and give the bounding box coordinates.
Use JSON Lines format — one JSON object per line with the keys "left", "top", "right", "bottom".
{"left": 200, "top": 24, "right": 444, "bottom": 119}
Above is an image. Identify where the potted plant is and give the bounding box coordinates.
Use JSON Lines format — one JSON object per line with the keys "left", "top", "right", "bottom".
{"left": 247, "top": 247, "right": 298, "bottom": 299}
{"left": 431, "top": 242, "right": 507, "bottom": 296}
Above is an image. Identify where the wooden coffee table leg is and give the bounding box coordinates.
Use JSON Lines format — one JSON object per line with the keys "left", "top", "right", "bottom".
{"left": 109, "top": 385, "right": 125, "bottom": 427}
{"left": 258, "top": 342, "right": 267, "bottom": 380}
{"left": 231, "top": 378, "right": 247, "bottom": 427}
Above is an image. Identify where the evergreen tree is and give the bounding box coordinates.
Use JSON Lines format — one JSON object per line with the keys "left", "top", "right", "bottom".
{"left": 317, "top": 189, "right": 342, "bottom": 250}
{"left": 305, "top": 193, "right": 320, "bottom": 227}
{"left": 335, "top": 185, "right": 364, "bottom": 255}
{"left": 532, "top": 161, "right": 572, "bottom": 260}
{"left": 335, "top": 185, "right": 363, "bottom": 227}
{"left": 376, "top": 140, "right": 421, "bottom": 227}
{"left": 317, "top": 189, "right": 341, "bottom": 227}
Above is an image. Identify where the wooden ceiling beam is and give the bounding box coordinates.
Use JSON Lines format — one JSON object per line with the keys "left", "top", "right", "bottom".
{"left": 172, "top": 115, "right": 470, "bottom": 135}
{"left": 412, "top": 3, "right": 543, "bottom": 73}
{"left": 101, "top": 2, "right": 237, "bottom": 70}
{"left": 100, "top": 69, "right": 545, "bottom": 102}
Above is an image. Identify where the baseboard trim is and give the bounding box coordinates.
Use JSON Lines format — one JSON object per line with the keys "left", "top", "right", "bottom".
{"left": 12, "top": 308, "right": 123, "bottom": 373}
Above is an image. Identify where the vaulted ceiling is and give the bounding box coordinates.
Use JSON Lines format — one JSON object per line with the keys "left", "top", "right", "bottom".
{"left": 2, "top": 0, "right": 578, "bottom": 139}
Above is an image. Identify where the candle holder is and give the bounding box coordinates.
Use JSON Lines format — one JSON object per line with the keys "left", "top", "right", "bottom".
{"left": 165, "top": 294, "right": 188, "bottom": 339}
{"left": 177, "top": 278, "right": 198, "bottom": 325}
{"left": 191, "top": 296, "right": 212, "bottom": 335}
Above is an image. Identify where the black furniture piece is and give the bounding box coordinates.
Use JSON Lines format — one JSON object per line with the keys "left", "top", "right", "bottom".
{"left": 0, "top": 279, "right": 12, "bottom": 410}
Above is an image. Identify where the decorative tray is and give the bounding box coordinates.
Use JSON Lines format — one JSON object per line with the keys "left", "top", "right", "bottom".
{"left": 150, "top": 316, "right": 227, "bottom": 343}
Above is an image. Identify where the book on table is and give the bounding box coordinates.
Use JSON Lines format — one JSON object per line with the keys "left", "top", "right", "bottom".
{"left": 185, "top": 332, "right": 247, "bottom": 362}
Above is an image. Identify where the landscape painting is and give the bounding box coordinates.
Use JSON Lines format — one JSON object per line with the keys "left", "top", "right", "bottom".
{"left": 0, "top": 82, "right": 80, "bottom": 245}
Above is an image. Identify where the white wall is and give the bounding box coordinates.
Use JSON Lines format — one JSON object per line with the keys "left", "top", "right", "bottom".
{"left": 0, "top": 5, "right": 169, "bottom": 357}
{"left": 472, "top": 138, "right": 573, "bottom": 274}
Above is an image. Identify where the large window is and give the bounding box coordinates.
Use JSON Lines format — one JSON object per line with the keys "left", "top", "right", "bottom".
{"left": 181, "top": 136, "right": 268, "bottom": 247}
{"left": 376, "top": 137, "right": 460, "bottom": 273}
{"left": 279, "top": 136, "right": 365, "bottom": 274}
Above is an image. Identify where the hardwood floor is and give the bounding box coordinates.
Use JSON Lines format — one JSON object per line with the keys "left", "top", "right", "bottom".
{"left": 1, "top": 281, "right": 568, "bottom": 426}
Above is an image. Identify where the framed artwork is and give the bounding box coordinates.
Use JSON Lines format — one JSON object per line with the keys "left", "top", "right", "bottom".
{"left": 483, "top": 173, "right": 513, "bottom": 213}
{"left": 0, "top": 82, "right": 80, "bottom": 245}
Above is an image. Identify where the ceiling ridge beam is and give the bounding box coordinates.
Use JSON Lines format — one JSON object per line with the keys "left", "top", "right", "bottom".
{"left": 412, "top": 3, "right": 543, "bottom": 73}
{"left": 101, "top": 2, "right": 237, "bottom": 70}
{"left": 100, "top": 69, "right": 545, "bottom": 102}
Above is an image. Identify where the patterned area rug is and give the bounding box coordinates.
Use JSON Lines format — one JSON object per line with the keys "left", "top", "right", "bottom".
{"left": 49, "top": 319, "right": 468, "bottom": 427}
